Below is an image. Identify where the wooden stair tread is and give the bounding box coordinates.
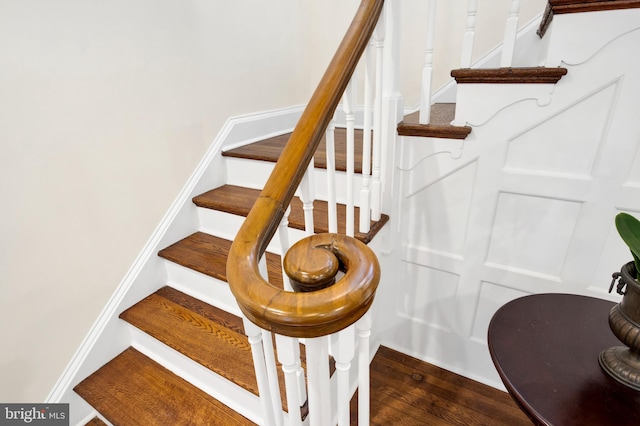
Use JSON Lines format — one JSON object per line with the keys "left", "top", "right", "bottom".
{"left": 397, "top": 104, "right": 472, "bottom": 139}
{"left": 119, "top": 286, "right": 326, "bottom": 415}
{"left": 193, "top": 185, "right": 389, "bottom": 244}
{"left": 549, "top": 0, "right": 640, "bottom": 14}
{"left": 223, "top": 128, "right": 368, "bottom": 174}
{"left": 74, "top": 347, "right": 256, "bottom": 426}
{"left": 451, "top": 66, "right": 568, "bottom": 84}
{"left": 84, "top": 418, "right": 107, "bottom": 426}
{"left": 119, "top": 287, "right": 276, "bottom": 406}
{"left": 158, "top": 232, "right": 283, "bottom": 288}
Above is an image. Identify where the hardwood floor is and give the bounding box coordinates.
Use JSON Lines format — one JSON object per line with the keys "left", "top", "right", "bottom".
{"left": 352, "top": 346, "right": 532, "bottom": 426}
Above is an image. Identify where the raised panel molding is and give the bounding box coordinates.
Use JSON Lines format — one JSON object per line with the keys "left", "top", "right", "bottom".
{"left": 504, "top": 81, "right": 618, "bottom": 178}
{"left": 403, "top": 160, "right": 478, "bottom": 258}
{"left": 397, "top": 261, "right": 460, "bottom": 332}
{"left": 471, "top": 282, "right": 529, "bottom": 344}
{"left": 486, "top": 192, "right": 583, "bottom": 279}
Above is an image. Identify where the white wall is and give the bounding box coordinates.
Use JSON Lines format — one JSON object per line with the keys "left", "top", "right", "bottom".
{"left": 0, "top": 0, "right": 308, "bottom": 402}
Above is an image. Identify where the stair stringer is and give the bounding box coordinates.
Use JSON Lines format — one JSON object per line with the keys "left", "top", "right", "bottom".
{"left": 46, "top": 105, "right": 306, "bottom": 425}
{"left": 378, "top": 19, "right": 640, "bottom": 389}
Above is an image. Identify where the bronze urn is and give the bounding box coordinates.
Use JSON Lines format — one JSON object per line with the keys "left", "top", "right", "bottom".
{"left": 599, "top": 261, "right": 640, "bottom": 390}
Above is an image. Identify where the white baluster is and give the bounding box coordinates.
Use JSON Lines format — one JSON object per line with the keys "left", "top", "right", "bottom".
{"left": 325, "top": 118, "right": 338, "bottom": 234}
{"left": 419, "top": 0, "right": 437, "bottom": 125}
{"left": 500, "top": 0, "right": 520, "bottom": 67}
{"left": 300, "top": 159, "right": 316, "bottom": 236}
{"left": 356, "top": 312, "right": 372, "bottom": 426}
{"left": 275, "top": 334, "right": 303, "bottom": 426}
{"left": 278, "top": 206, "right": 293, "bottom": 291}
{"left": 306, "top": 336, "right": 331, "bottom": 426}
{"left": 460, "top": 0, "right": 478, "bottom": 68}
{"left": 359, "top": 42, "right": 374, "bottom": 234}
{"left": 243, "top": 317, "right": 278, "bottom": 426}
{"left": 258, "top": 257, "right": 285, "bottom": 426}
{"left": 276, "top": 211, "right": 309, "bottom": 425}
{"left": 343, "top": 79, "right": 356, "bottom": 237}
{"left": 332, "top": 326, "right": 355, "bottom": 426}
{"left": 371, "top": 14, "right": 385, "bottom": 222}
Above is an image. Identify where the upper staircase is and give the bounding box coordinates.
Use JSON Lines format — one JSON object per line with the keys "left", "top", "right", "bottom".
{"left": 48, "top": 1, "right": 640, "bottom": 425}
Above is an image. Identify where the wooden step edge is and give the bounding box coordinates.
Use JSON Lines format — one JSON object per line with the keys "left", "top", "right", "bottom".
{"left": 397, "top": 122, "right": 472, "bottom": 139}
{"left": 538, "top": 3, "right": 554, "bottom": 38}
{"left": 550, "top": 0, "right": 640, "bottom": 14}
{"left": 157, "top": 231, "right": 284, "bottom": 288}
{"left": 85, "top": 417, "right": 107, "bottom": 426}
{"left": 451, "top": 67, "right": 568, "bottom": 84}
{"left": 193, "top": 185, "right": 389, "bottom": 245}
{"left": 221, "top": 129, "right": 366, "bottom": 174}
{"left": 74, "top": 347, "right": 256, "bottom": 425}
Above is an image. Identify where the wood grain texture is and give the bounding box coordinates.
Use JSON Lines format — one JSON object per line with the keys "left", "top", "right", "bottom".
{"left": 158, "top": 232, "right": 283, "bottom": 289}
{"left": 120, "top": 288, "right": 256, "bottom": 394}
{"left": 451, "top": 67, "right": 568, "bottom": 84}
{"left": 397, "top": 106, "right": 472, "bottom": 139}
{"left": 194, "top": 185, "right": 389, "bottom": 245}
{"left": 84, "top": 418, "right": 107, "bottom": 426}
{"left": 349, "top": 346, "right": 532, "bottom": 426}
{"left": 226, "top": 0, "right": 385, "bottom": 338}
{"left": 549, "top": 0, "right": 640, "bottom": 14}
{"left": 74, "top": 347, "right": 256, "bottom": 426}
{"left": 223, "top": 129, "right": 369, "bottom": 174}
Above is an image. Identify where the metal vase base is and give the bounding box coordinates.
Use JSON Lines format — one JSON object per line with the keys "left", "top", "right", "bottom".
{"left": 600, "top": 262, "right": 640, "bottom": 391}
{"left": 599, "top": 346, "right": 640, "bottom": 391}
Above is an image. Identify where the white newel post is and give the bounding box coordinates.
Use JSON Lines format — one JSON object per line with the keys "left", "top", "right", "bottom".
{"left": 500, "top": 0, "right": 520, "bottom": 67}
{"left": 359, "top": 42, "right": 374, "bottom": 234}
{"left": 332, "top": 326, "right": 355, "bottom": 426}
{"left": 381, "top": 0, "right": 404, "bottom": 217}
{"left": 371, "top": 9, "right": 385, "bottom": 222}
{"left": 343, "top": 79, "right": 356, "bottom": 237}
{"left": 356, "top": 312, "right": 372, "bottom": 426}
{"left": 419, "top": 0, "right": 437, "bottom": 124}
{"left": 460, "top": 0, "right": 478, "bottom": 68}
{"left": 325, "top": 118, "right": 338, "bottom": 233}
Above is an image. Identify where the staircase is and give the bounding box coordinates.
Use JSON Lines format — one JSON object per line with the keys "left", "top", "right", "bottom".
{"left": 69, "top": 126, "right": 386, "bottom": 424}
{"left": 48, "top": 1, "right": 640, "bottom": 425}
{"left": 69, "top": 130, "right": 532, "bottom": 425}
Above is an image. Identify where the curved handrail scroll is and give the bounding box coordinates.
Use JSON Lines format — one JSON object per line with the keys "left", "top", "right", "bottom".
{"left": 227, "top": 0, "right": 384, "bottom": 338}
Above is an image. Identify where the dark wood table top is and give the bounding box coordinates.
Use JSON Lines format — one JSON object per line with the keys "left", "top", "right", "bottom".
{"left": 488, "top": 293, "right": 640, "bottom": 426}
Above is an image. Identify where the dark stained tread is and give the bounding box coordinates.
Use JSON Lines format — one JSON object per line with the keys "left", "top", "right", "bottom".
{"left": 158, "top": 232, "right": 284, "bottom": 288}
{"left": 549, "top": 0, "right": 640, "bottom": 14}
{"left": 193, "top": 185, "right": 389, "bottom": 244}
{"left": 84, "top": 418, "right": 107, "bottom": 426}
{"left": 223, "top": 128, "right": 369, "bottom": 174}
{"left": 397, "top": 105, "right": 472, "bottom": 139}
{"left": 349, "top": 346, "right": 531, "bottom": 425}
{"left": 451, "top": 67, "right": 568, "bottom": 84}
{"left": 120, "top": 286, "right": 291, "bottom": 410}
{"left": 74, "top": 347, "right": 256, "bottom": 426}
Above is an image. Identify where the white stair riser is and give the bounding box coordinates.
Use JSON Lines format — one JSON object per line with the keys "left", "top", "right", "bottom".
{"left": 163, "top": 259, "right": 243, "bottom": 317}
{"left": 225, "top": 156, "right": 366, "bottom": 207}
{"left": 197, "top": 207, "right": 316, "bottom": 255}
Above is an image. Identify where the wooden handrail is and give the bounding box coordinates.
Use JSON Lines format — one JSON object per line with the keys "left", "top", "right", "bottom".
{"left": 226, "top": 0, "right": 384, "bottom": 338}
